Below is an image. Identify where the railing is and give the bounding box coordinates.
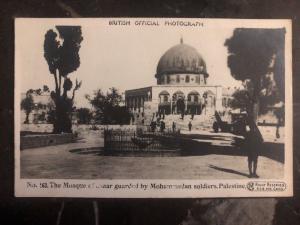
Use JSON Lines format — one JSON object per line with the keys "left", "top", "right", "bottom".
{"left": 104, "top": 128, "right": 180, "bottom": 152}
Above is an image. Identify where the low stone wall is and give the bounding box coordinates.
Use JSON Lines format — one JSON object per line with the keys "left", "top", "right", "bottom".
{"left": 21, "top": 124, "right": 137, "bottom": 134}
{"left": 73, "top": 124, "right": 137, "bottom": 132}
{"left": 21, "top": 133, "right": 74, "bottom": 150}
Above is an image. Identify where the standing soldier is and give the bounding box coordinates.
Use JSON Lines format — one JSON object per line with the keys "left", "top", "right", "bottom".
{"left": 188, "top": 121, "right": 192, "bottom": 131}
{"left": 150, "top": 121, "right": 156, "bottom": 132}
{"left": 172, "top": 121, "right": 176, "bottom": 132}
{"left": 160, "top": 120, "right": 165, "bottom": 132}
{"left": 244, "top": 125, "right": 263, "bottom": 178}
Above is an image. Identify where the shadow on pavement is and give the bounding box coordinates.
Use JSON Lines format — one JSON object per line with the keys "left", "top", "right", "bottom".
{"left": 180, "top": 137, "right": 284, "bottom": 163}
{"left": 68, "top": 136, "right": 284, "bottom": 164}
{"left": 260, "top": 142, "right": 284, "bottom": 163}
{"left": 208, "top": 164, "right": 250, "bottom": 178}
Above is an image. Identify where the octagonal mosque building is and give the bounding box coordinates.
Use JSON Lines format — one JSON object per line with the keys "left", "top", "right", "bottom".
{"left": 125, "top": 38, "right": 223, "bottom": 122}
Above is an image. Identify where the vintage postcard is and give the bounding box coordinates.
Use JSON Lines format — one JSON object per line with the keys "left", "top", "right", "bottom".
{"left": 15, "top": 18, "right": 293, "bottom": 198}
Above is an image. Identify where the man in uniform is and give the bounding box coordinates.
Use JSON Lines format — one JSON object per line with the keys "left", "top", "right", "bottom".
{"left": 244, "top": 125, "right": 263, "bottom": 178}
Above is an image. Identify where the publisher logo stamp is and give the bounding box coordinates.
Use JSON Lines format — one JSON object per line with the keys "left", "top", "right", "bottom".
{"left": 247, "top": 181, "right": 287, "bottom": 192}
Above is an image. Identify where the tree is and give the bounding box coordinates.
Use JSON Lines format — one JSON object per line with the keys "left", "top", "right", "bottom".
{"left": 21, "top": 86, "right": 50, "bottom": 124}
{"left": 76, "top": 108, "right": 92, "bottom": 124}
{"left": 44, "top": 26, "right": 83, "bottom": 133}
{"left": 86, "top": 88, "right": 131, "bottom": 124}
{"left": 229, "top": 89, "right": 251, "bottom": 112}
{"left": 21, "top": 93, "right": 34, "bottom": 124}
{"left": 224, "top": 28, "right": 285, "bottom": 130}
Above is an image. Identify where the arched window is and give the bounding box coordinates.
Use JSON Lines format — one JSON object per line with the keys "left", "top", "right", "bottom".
{"left": 187, "top": 91, "right": 200, "bottom": 103}
{"left": 159, "top": 91, "right": 170, "bottom": 103}
{"left": 222, "top": 98, "right": 226, "bottom": 107}
{"left": 159, "top": 77, "right": 164, "bottom": 84}
{"left": 200, "top": 77, "right": 204, "bottom": 84}
{"left": 167, "top": 75, "right": 170, "bottom": 84}
{"left": 163, "top": 95, "right": 168, "bottom": 102}
{"left": 194, "top": 95, "right": 198, "bottom": 102}
{"left": 185, "top": 75, "right": 190, "bottom": 83}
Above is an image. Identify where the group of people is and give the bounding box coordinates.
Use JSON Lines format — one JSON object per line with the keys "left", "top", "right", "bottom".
{"left": 150, "top": 120, "right": 166, "bottom": 132}
{"left": 150, "top": 120, "right": 193, "bottom": 133}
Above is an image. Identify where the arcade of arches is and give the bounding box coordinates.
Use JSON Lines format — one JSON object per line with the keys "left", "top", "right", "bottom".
{"left": 157, "top": 90, "right": 216, "bottom": 115}
{"left": 125, "top": 86, "right": 223, "bottom": 116}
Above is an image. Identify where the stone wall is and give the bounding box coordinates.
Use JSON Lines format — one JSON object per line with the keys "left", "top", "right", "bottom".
{"left": 21, "top": 124, "right": 137, "bottom": 134}
{"left": 20, "top": 124, "right": 138, "bottom": 149}
{"left": 21, "top": 133, "right": 74, "bottom": 150}
{"left": 21, "top": 123, "right": 54, "bottom": 133}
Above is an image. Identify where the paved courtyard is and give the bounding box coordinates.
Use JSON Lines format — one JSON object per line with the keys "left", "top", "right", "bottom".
{"left": 20, "top": 130, "right": 284, "bottom": 179}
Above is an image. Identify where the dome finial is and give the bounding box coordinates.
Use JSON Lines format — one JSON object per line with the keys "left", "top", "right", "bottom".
{"left": 180, "top": 36, "right": 183, "bottom": 44}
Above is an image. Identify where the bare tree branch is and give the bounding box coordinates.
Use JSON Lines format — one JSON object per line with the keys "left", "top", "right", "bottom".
{"left": 71, "top": 79, "right": 82, "bottom": 101}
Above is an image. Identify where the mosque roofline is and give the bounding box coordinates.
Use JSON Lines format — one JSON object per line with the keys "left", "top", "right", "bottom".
{"left": 124, "top": 86, "right": 153, "bottom": 94}
{"left": 155, "top": 71, "right": 209, "bottom": 78}
{"left": 151, "top": 84, "right": 222, "bottom": 88}
{"left": 125, "top": 84, "right": 223, "bottom": 93}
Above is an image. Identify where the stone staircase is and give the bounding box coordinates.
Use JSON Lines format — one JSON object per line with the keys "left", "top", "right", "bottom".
{"left": 132, "top": 110, "right": 216, "bottom": 132}
{"left": 160, "top": 113, "right": 215, "bottom": 132}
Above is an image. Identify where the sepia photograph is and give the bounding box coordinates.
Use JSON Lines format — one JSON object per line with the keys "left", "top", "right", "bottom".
{"left": 14, "top": 18, "right": 292, "bottom": 197}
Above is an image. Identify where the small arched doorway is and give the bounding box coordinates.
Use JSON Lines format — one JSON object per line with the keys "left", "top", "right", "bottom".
{"left": 172, "top": 91, "right": 185, "bottom": 114}
{"left": 187, "top": 91, "right": 201, "bottom": 115}
{"left": 202, "top": 90, "right": 216, "bottom": 114}
{"left": 158, "top": 90, "right": 171, "bottom": 115}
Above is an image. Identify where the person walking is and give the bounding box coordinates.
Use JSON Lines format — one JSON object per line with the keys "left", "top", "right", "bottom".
{"left": 188, "top": 121, "right": 192, "bottom": 131}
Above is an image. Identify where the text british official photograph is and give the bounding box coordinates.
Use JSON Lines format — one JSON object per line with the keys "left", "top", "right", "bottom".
{"left": 14, "top": 18, "right": 293, "bottom": 198}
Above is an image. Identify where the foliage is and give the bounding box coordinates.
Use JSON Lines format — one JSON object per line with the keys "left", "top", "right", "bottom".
{"left": 44, "top": 26, "right": 83, "bottom": 133}
{"left": 225, "top": 28, "right": 285, "bottom": 94}
{"left": 46, "top": 109, "right": 55, "bottom": 124}
{"left": 76, "top": 108, "right": 92, "bottom": 124}
{"left": 224, "top": 28, "right": 285, "bottom": 128}
{"left": 21, "top": 93, "right": 34, "bottom": 124}
{"left": 86, "top": 88, "right": 131, "bottom": 124}
{"left": 21, "top": 86, "right": 50, "bottom": 124}
{"left": 229, "top": 89, "right": 251, "bottom": 112}
{"left": 37, "top": 112, "right": 46, "bottom": 122}
{"left": 224, "top": 28, "right": 285, "bottom": 99}
{"left": 259, "top": 75, "right": 281, "bottom": 114}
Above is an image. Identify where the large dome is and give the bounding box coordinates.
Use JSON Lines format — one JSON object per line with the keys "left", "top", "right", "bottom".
{"left": 155, "top": 40, "right": 208, "bottom": 78}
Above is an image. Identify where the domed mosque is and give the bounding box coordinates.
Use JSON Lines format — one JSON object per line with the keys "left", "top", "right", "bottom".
{"left": 156, "top": 38, "right": 208, "bottom": 85}
{"left": 125, "top": 38, "right": 224, "bottom": 124}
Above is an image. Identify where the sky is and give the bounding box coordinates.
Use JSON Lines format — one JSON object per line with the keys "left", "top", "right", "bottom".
{"left": 15, "top": 18, "right": 246, "bottom": 108}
